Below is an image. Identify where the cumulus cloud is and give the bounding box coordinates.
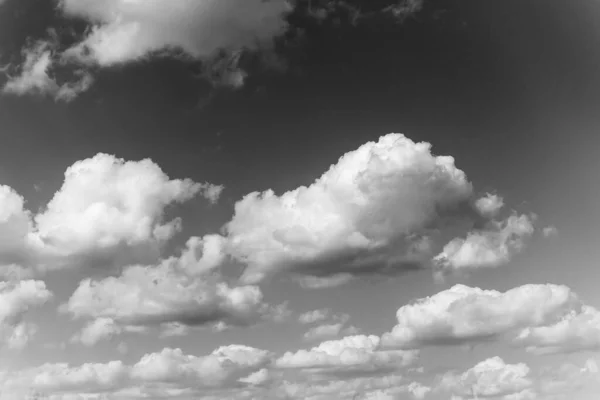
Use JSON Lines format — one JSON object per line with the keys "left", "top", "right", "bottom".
{"left": 517, "top": 304, "right": 600, "bottom": 354}
{"left": 0, "top": 280, "right": 53, "bottom": 349}
{"left": 64, "top": 234, "right": 279, "bottom": 338}
{"left": 35, "top": 153, "right": 217, "bottom": 256}
{"left": 381, "top": 283, "right": 582, "bottom": 349}
{"left": 440, "top": 357, "right": 534, "bottom": 399}
{"left": 433, "top": 213, "right": 535, "bottom": 272}
{"left": 0, "top": 344, "right": 270, "bottom": 398}
{"left": 276, "top": 335, "right": 418, "bottom": 377}
{"left": 0, "top": 153, "right": 220, "bottom": 273}
{"left": 226, "top": 133, "right": 476, "bottom": 284}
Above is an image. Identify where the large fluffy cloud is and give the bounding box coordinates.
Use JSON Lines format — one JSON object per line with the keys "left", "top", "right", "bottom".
{"left": 0, "top": 153, "right": 221, "bottom": 273}
{"left": 381, "top": 283, "right": 584, "bottom": 349}
{"left": 65, "top": 234, "right": 278, "bottom": 340}
{"left": 0, "top": 280, "right": 53, "bottom": 349}
{"left": 223, "top": 133, "right": 537, "bottom": 285}
{"left": 226, "top": 133, "right": 477, "bottom": 283}
{"left": 35, "top": 153, "right": 218, "bottom": 257}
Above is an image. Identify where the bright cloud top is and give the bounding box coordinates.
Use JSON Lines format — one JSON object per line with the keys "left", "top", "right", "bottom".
{"left": 224, "top": 133, "right": 535, "bottom": 284}
{"left": 0, "top": 153, "right": 222, "bottom": 272}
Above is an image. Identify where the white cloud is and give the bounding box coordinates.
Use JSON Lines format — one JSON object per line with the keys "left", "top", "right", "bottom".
{"left": 64, "top": 234, "right": 276, "bottom": 333}
{"left": 0, "top": 280, "right": 53, "bottom": 349}
{"left": 35, "top": 153, "right": 217, "bottom": 257}
{"left": 60, "top": 0, "right": 291, "bottom": 66}
{"left": 299, "top": 309, "right": 331, "bottom": 324}
{"left": 276, "top": 335, "right": 418, "bottom": 376}
{"left": 517, "top": 304, "right": 600, "bottom": 354}
{"left": 381, "top": 283, "right": 581, "bottom": 349}
{"left": 440, "top": 357, "right": 533, "bottom": 399}
{"left": 474, "top": 193, "right": 504, "bottom": 217}
{"left": 130, "top": 345, "right": 271, "bottom": 387}
{"left": 70, "top": 317, "right": 121, "bottom": 346}
{"left": 0, "top": 153, "right": 220, "bottom": 273}
{"left": 433, "top": 213, "right": 535, "bottom": 272}
{"left": 226, "top": 133, "right": 474, "bottom": 284}
{"left": 0, "top": 345, "right": 271, "bottom": 398}
{"left": 3, "top": 41, "right": 57, "bottom": 96}
{"left": 3, "top": 40, "right": 93, "bottom": 102}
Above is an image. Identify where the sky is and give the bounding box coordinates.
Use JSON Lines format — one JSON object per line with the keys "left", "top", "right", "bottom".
{"left": 0, "top": 0, "right": 600, "bottom": 399}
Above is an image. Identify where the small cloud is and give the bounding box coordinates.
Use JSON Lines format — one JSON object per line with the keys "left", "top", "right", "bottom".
{"left": 542, "top": 225, "right": 558, "bottom": 238}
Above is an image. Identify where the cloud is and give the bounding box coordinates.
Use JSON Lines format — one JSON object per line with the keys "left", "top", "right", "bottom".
{"left": 0, "top": 280, "right": 53, "bottom": 349}
{"left": 517, "top": 304, "right": 600, "bottom": 354}
{"left": 381, "top": 283, "right": 581, "bottom": 349}
{"left": 298, "top": 309, "right": 331, "bottom": 324}
{"left": 276, "top": 335, "right": 418, "bottom": 377}
{"left": 303, "top": 322, "right": 359, "bottom": 342}
{"left": 542, "top": 225, "right": 558, "bottom": 238}
{"left": 440, "top": 357, "right": 534, "bottom": 399}
{"left": 35, "top": 153, "right": 217, "bottom": 256}
{"left": 225, "top": 133, "right": 476, "bottom": 284}
{"left": 0, "top": 344, "right": 271, "bottom": 398}
{"left": 433, "top": 213, "right": 535, "bottom": 272}
{"left": 277, "top": 374, "right": 429, "bottom": 400}
{"left": 474, "top": 193, "right": 504, "bottom": 217}
{"left": 130, "top": 345, "right": 271, "bottom": 387}
{"left": 60, "top": 0, "right": 290, "bottom": 66}
{"left": 0, "top": 153, "right": 221, "bottom": 273}
{"left": 64, "top": 234, "right": 278, "bottom": 337}
{"left": 2, "top": 40, "right": 93, "bottom": 102}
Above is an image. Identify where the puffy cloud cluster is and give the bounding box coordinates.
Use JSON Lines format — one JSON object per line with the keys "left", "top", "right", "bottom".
{"left": 276, "top": 335, "right": 418, "bottom": 377}
{"left": 0, "top": 280, "right": 52, "bottom": 350}
{"left": 440, "top": 357, "right": 534, "bottom": 400}
{"left": 381, "top": 283, "right": 586, "bottom": 350}
{"left": 0, "top": 345, "right": 271, "bottom": 399}
{"left": 65, "top": 234, "right": 281, "bottom": 344}
{"left": 433, "top": 213, "right": 535, "bottom": 272}
{"left": 221, "top": 134, "right": 538, "bottom": 285}
{"left": 226, "top": 133, "right": 475, "bottom": 283}
{"left": 0, "top": 153, "right": 221, "bottom": 274}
